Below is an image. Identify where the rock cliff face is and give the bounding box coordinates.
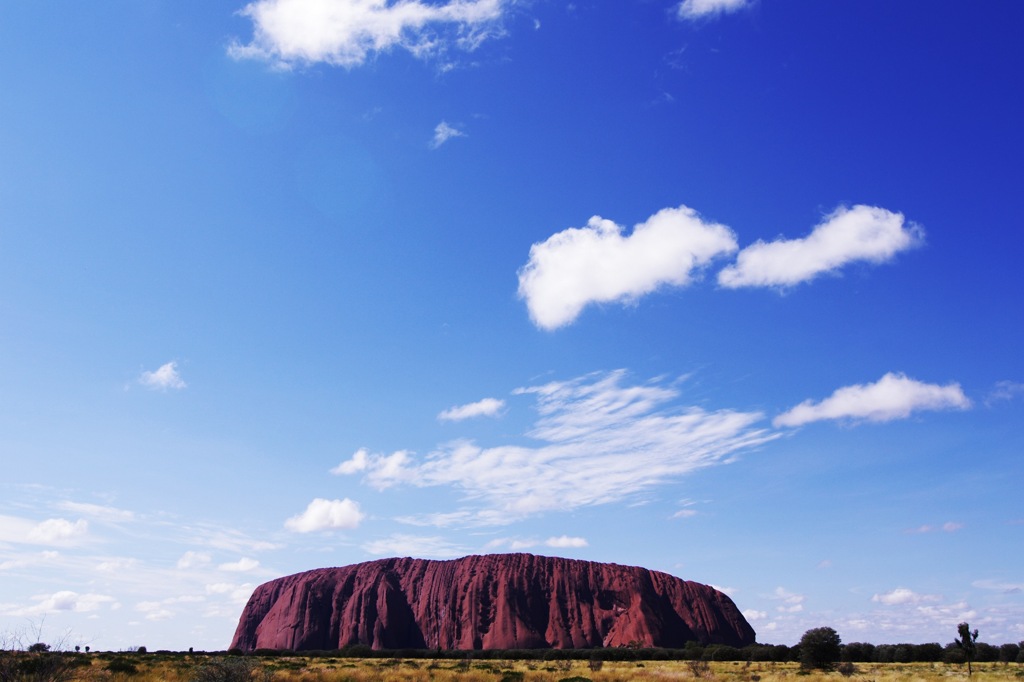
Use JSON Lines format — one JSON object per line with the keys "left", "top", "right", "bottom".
{"left": 231, "top": 554, "right": 755, "bottom": 651}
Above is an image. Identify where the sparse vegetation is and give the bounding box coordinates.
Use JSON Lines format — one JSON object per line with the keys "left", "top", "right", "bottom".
{"left": 0, "top": 655, "right": 1019, "bottom": 682}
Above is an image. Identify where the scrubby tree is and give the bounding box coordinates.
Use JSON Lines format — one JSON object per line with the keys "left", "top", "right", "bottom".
{"left": 998, "top": 643, "right": 1020, "bottom": 663}
{"left": 798, "top": 627, "right": 842, "bottom": 670}
{"left": 955, "top": 622, "right": 979, "bottom": 676}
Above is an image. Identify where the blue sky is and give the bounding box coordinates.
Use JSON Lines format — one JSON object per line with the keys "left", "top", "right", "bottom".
{"left": 1, "top": 0, "right": 1022, "bottom": 652}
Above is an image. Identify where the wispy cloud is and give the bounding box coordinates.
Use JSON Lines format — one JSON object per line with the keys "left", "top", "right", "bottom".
{"left": 545, "top": 535, "right": 587, "bottom": 548}
{"left": 718, "top": 205, "right": 922, "bottom": 288}
{"left": 972, "top": 579, "right": 1024, "bottom": 594}
{"left": 56, "top": 501, "right": 134, "bottom": 523}
{"left": 1, "top": 590, "right": 116, "bottom": 617}
{"left": 518, "top": 206, "right": 738, "bottom": 330}
{"left": 218, "top": 557, "right": 260, "bottom": 572}
{"left": 334, "top": 370, "right": 774, "bottom": 524}
{"left": 0, "top": 515, "right": 90, "bottom": 546}
{"left": 872, "top": 587, "right": 941, "bottom": 605}
{"left": 438, "top": 397, "right": 505, "bottom": 421}
{"left": 772, "top": 586, "right": 805, "bottom": 613}
{"left": 986, "top": 380, "right": 1024, "bottom": 406}
{"left": 430, "top": 121, "right": 466, "bottom": 149}
{"left": 176, "top": 551, "right": 212, "bottom": 570}
{"left": 139, "top": 361, "right": 186, "bottom": 391}
{"left": 774, "top": 372, "right": 970, "bottom": 428}
{"left": 230, "top": 0, "right": 506, "bottom": 69}
{"left": 362, "top": 533, "right": 466, "bottom": 558}
{"left": 906, "top": 521, "right": 964, "bottom": 534}
{"left": 677, "top": 0, "right": 751, "bottom": 21}
{"left": 284, "top": 498, "right": 365, "bottom": 533}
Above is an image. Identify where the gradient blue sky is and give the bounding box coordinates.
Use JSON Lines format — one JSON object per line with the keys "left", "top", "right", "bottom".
{"left": 1, "top": 0, "right": 1022, "bottom": 652}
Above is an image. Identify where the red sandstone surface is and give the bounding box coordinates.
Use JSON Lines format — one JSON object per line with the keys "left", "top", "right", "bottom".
{"left": 230, "top": 553, "right": 755, "bottom": 651}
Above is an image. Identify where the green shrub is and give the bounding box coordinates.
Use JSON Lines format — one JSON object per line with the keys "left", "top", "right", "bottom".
{"left": 189, "top": 657, "right": 258, "bottom": 682}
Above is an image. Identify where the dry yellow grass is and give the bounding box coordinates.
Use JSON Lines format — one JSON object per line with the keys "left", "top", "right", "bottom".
{"left": 6, "top": 654, "right": 1022, "bottom": 682}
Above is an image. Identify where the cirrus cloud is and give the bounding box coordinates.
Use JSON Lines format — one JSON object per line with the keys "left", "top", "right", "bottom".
{"left": 335, "top": 370, "right": 774, "bottom": 524}
{"left": 362, "top": 533, "right": 465, "bottom": 558}
{"left": 774, "top": 372, "right": 970, "bottom": 428}
{"left": 517, "top": 206, "right": 738, "bottom": 330}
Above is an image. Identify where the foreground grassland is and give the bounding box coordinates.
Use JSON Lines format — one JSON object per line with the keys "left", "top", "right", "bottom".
{"left": 5, "top": 655, "right": 1022, "bottom": 682}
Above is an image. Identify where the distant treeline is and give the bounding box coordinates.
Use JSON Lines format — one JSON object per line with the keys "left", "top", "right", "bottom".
{"left": 222, "top": 640, "right": 1023, "bottom": 663}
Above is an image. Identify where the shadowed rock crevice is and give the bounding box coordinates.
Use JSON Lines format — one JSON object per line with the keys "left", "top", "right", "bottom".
{"left": 231, "top": 553, "right": 755, "bottom": 651}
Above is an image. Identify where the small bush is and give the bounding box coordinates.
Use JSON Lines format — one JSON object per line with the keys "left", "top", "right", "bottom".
{"left": 106, "top": 657, "right": 140, "bottom": 675}
{"left": 189, "top": 657, "right": 258, "bottom": 682}
{"left": 838, "top": 662, "right": 858, "bottom": 677}
{"left": 689, "top": 658, "right": 714, "bottom": 679}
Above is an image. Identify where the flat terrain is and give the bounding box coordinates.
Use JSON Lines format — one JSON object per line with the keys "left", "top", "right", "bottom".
{"left": 4, "top": 654, "right": 1021, "bottom": 682}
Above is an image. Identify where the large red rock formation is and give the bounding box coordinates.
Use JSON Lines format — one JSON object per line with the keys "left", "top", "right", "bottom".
{"left": 231, "top": 554, "right": 755, "bottom": 651}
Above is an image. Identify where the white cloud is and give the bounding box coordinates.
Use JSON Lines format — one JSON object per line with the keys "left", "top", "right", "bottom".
{"left": 333, "top": 450, "right": 415, "bottom": 489}
{"left": 518, "top": 205, "right": 738, "bottom": 330}
{"left": 907, "top": 521, "right": 965, "bottom": 534}
{"left": 972, "top": 579, "right": 1024, "bottom": 594}
{"left": 677, "top": 0, "right": 750, "bottom": 20}
{"left": 431, "top": 121, "right": 466, "bottom": 149}
{"left": 136, "top": 601, "right": 174, "bottom": 621}
{"left": 986, "top": 380, "right": 1024, "bottom": 405}
{"left": 96, "top": 558, "right": 139, "bottom": 572}
{"left": 230, "top": 0, "right": 505, "bottom": 68}
{"left": 482, "top": 537, "right": 539, "bottom": 551}
{"left": 545, "top": 535, "right": 588, "bottom": 548}
{"left": 176, "top": 551, "right": 212, "bottom": 570}
{"left": 218, "top": 557, "right": 260, "bottom": 572}
{"left": 191, "top": 527, "right": 281, "bottom": 553}
{"left": 438, "top": 397, "right": 505, "bottom": 421}
{"left": 671, "top": 508, "right": 698, "bottom": 519}
{"left": 743, "top": 609, "right": 768, "bottom": 621}
{"left": 2, "top": 591, "right": 116, "bottom": 617}
{"left": 28, "top": 518, "right": 88, "bottom": 544}
{"left": 331, "top": 448, "right": 370, "bottom": 475}
{"left": 284, "top": 498, "right": 365, "bottom": 533}
{"left": 0, "top": 515, "right": 93, "bottom": 548}
{"left": 774, "top": 372, "right": 971, "bottom": 428}
{"left": 344, "top": 370, "right": 774, "bottom": 524}
{"left": 772, "top": 587, "right": 805, "bottom": 613}
{"left": 205, "top": 582, "right": 255, "bottom": 607}
{"left": 139, "top": 361, "right": 186, "bottom": 390}
{"left": 362, "top": 533, "right": 465, "bottom": 558}
{"left": 872, "top": 588, "right": 941, "bottom": 606}
{"left": 718, "top": 205, "right": 922, "bottom": 288}
{"left": 56, "top": 501, "right": 134, "bottom": 523}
